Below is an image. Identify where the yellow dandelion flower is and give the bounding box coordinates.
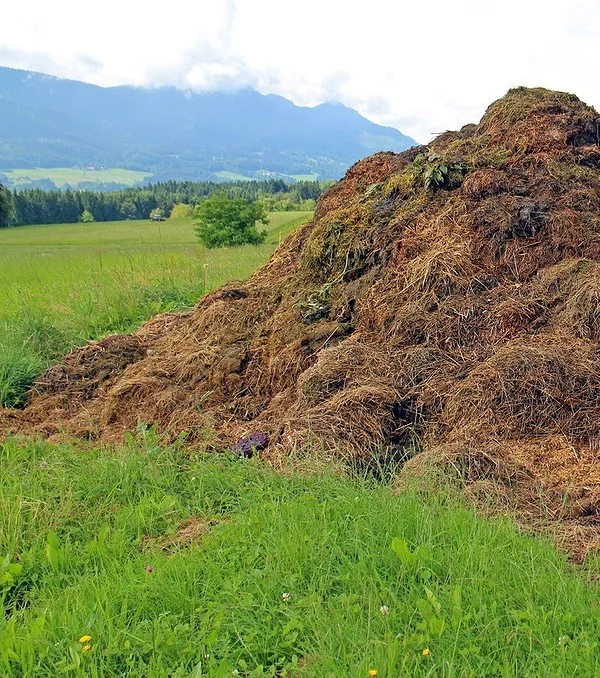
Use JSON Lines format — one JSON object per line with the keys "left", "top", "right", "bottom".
{"left": 82, "top": 645, "right": 92, "bottom": 653}
{"left": 79, "top": 635, "right": 92, "bottom": 644}
{"left": 368, "top": 670, "right": 378, "bottom": 676}
{"left": 422, "top": 648, "right": 430, "bottom": 656}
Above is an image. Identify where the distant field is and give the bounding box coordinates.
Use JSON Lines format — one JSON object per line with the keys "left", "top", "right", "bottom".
{"left": 0, "top": 211, "right": 312, "bottom": 406}
{"left": 214, "top": 170, "right": 253, "bottom": 182}
{"left": 215, "top": 170, "right": 322, "bottom": 183}
{"left": 0, "top": 211, "right": 309, "bottom": 250}
{"left": 2, "top": 167, "right": 153, "bottom": 188}
{"left": 290, "top": 173, "right": 320, "bottom": 181}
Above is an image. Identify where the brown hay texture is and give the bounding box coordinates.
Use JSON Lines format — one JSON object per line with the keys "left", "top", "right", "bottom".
{"left": 3, "top": 87, "right": 600, "bottom": 553}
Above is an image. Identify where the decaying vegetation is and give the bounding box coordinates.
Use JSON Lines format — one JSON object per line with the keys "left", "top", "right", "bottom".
{"left": 3, "top": 87, "right": 600, "bottom": 554}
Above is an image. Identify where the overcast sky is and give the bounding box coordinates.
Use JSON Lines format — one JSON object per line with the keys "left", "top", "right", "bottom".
{"left": 1, "top": 0, "right": 599, "bottom": 142}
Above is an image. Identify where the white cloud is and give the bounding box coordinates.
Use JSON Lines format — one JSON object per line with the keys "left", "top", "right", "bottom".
{"left": 1, "top": 0, "right": 599, "bottom": 142}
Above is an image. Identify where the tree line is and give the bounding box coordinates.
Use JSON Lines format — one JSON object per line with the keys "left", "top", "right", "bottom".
{"left": 0, "top": 179, "right": 327, "bottom": 228}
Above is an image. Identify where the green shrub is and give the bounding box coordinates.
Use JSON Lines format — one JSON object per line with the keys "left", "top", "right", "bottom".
{"left": 194, "top": 194, "right": 268, "bottom": 248}
{"left": 80, "top": 209, "right": 95, "bottom": 223}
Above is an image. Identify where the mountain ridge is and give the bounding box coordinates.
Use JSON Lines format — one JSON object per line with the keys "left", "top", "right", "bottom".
{"left": 0, "top": 66, "right": 416, "bottom": 182}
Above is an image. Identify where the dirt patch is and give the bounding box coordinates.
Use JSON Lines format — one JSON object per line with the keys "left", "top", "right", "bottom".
{"left": 3, "top": 86, "right": 600, "bottom": 554}
{"left": 141, "top": 516, "right": 223, "bottom": 553}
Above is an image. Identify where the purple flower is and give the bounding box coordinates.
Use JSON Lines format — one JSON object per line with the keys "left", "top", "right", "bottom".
{"left": 231, "top": 432, "right": 270, "bottom": 458}
{"left": 146, "top": 566, "right": 154, "bottom": 573}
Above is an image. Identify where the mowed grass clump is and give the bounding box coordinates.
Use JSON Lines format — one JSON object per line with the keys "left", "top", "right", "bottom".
{"left": 0, "top": 213, "right": 311, "bottom": 406}
{"left": 1, "top": 436, "right": 599, "bottom": 676}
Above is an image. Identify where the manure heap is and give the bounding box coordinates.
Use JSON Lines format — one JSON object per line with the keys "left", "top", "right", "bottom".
{"left": 3, "top": 87, "right": 600, "bottom": 551}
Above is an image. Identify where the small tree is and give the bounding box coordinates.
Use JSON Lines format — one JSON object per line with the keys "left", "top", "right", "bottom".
{"left": 120, "top": 200, "right": 137, "bottom": 220}
{"left": 169, "top": 203, "right": 193, "bottom": 219}
{"left": 80, "top": 208, "right": 95, "bottom": 223}
{"left": 194, "top": 194, "right": 268, "bottom": 248}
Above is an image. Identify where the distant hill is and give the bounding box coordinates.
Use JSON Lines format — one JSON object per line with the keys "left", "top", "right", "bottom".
{"left": 0, "top": 67, "right": 416, "bottom": 183}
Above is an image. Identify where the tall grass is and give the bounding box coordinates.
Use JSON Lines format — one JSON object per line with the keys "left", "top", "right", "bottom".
{"left": 0, "top": 436, "right": 598, "bottom": 676}
{"left": 0, "top": 213, "right": 311, "bottom": 406}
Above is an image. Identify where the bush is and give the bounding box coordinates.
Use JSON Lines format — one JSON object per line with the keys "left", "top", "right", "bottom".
{"left": 169, "top": 203, "right": 194, "bottom": 219}
{"left": 194, "top": 194, "right": 268, "bottom": 248}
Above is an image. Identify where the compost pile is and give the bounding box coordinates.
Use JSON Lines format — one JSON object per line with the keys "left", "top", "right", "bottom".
{"left": 3, "top": 87, "right": 600, "bottom": 551}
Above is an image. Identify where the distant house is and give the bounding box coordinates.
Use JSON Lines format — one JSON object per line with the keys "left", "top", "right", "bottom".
{"left": 150, "top": 208, "right": 166, "bottom": 221}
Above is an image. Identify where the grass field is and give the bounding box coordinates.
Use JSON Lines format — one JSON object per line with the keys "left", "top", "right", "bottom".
{"left": 214, "top": 171, "right": 253, "bottom": 182}
{"left": 214, "top": 171, "right": 322, "bottom": 183}
{"left": 290, "top": 174, "right": 320, "bottom": 182}
{"left": 1, "top": 168, "right": 153, "bottom": 189}
{"left": 0, "top": 211, "right": 311, "bottom": 406}
{"left": 0, "top": 437, "right": 599, "bottom": 676}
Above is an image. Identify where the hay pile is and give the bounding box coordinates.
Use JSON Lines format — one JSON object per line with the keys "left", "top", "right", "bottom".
{"left": 3, "top": 87, "right": 600, "bottom": 552}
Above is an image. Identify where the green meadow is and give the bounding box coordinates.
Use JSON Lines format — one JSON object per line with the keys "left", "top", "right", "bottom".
{"left": 1, "top": 211, "right": 600, "bottom": 676}
{"left": 290, "top": 174, "right": 320, "bottom": 182}
{"left": 2, "top": 168, "right": 153, "bottom": 189}
{"left": 0, "top": 438, "right": 599, "bottom": 676}
{"left": 214, "top": 171, "right": 321, "bottom": 183}
{"left": 0, "top": 212, "right": 311, "bottom": 407}
{"left": 214, "top": 171, "right": 254, "bottom": 182}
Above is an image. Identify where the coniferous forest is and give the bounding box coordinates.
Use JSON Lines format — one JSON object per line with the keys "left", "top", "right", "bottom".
{"left": 0, "top": 179, "right": 325, "bottom": 227}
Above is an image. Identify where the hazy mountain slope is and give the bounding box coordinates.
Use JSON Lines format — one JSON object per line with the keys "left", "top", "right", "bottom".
{"left": 0, "top": 67, "right": 416, "bottom": 180}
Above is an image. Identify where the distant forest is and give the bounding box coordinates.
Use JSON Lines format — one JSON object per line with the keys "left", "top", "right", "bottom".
{"left": 0, "top": 179, "right": 326, "bottom": 227}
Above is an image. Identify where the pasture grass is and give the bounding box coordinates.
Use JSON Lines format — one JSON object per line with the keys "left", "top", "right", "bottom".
{"left": 214, "top": 171, "right": 253, "bottom": 182}
{"left": 1, "top": 168, "right": 153, "bottom": 189}
{"left": 0, "top": 435, "right": 598, "bottom": 676}
{"left": 290, "top": 174, "right": 320, "bottom": 182}
{"left": 0, "top": 212, "right": 311, "bottom": 406}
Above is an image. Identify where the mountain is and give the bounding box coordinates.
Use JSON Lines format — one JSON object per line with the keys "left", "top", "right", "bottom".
{"left": 0, "top": 67, "right": 416, "bottom": 183}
